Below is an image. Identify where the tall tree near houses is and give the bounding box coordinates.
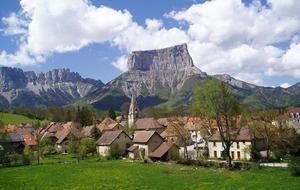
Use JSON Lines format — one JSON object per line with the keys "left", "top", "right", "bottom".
{"left": 193, "top": 79, "right": 243, "bottom": 168}
{"left": 167, "top": 118, "right": 191, "bottom": 160}
{"left": 250, "top": 109, "right": 278, "bottom": 160}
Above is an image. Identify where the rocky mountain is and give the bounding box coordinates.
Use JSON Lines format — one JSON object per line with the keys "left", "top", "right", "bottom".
{"left": 87, "top": 44, "right": 208, "bottom": 110}
{"left": 87, "top": 44, "right": 300, "bottom": 111}
{"left": 1, "top": 44, "right": 300, "bottom": 110}
{"left": 0, "top": 67, "right": 103, "bottom": 108}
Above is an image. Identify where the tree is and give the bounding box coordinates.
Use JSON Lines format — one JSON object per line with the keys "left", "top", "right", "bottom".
{"left": 108, "top": 143, "right": 121, "bottom": 159}
{"left": 248, "top": 109, "right": 278, "bottom": 160}
{"left": 79, "top": 138, "right": 96, "bottom": 158}
{"left": 108, "top": 108, "right": 116, "bottom": 120}
{"left": 91, "top": 126, "right": 102, "bottom": 141}
{"left": 167, "top": 118, "right": 191, "bottom": 160}
{"left": 193, "top": 79, "right": 242, "bottom": 168}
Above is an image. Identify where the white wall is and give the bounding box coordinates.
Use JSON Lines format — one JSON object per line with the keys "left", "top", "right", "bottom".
{"left": 97, "top": 146, "right": 110, "bottom": 157}
{"left": 208, "top": 141, "right": 252, "bottom": 160}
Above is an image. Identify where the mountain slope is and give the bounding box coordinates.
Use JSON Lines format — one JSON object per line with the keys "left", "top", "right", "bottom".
{"left": 0, "top": 67, "right": 103, "bottom": 108}
{"left": 87, "top": 44, "right": 300, "bottom": 111}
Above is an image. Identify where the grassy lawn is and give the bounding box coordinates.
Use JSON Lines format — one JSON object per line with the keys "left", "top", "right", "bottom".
{"left": 0, "top": 156, "right": 299, "bottom": 190}
{"left": 0, "top": 112, "right": 41, "bottom": 125}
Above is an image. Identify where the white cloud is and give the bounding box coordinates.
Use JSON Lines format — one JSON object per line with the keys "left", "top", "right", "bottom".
{"left": 1, "top": 0, "right": 300, "bottom": 86}
{"left": 280, "top": 82, "right": 291, "bottom": 88}
{"left": 112, "top": 55, "right": 128, "bottom": 72}
{"left": 1, "top": 0, "right": 132, "bottom": 65}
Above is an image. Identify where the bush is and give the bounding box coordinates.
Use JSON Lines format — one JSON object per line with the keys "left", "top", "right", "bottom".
{"left": 289, "top": 156, "right": 300, "bottom": 176}
{"left": 108, "top": 144, "right": 121, "bottom": 160}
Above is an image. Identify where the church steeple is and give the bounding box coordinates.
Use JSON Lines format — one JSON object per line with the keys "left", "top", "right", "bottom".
{"left": 128, "top": 95, "right": 139, "bottom": 129}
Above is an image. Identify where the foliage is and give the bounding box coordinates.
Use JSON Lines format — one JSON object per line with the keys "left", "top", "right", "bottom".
{"left": 40, "top": 138, "right": 56, "bottom": 156}
{"left": 108, "top": 108, "right": 117, "bottom": 120}
{"left": 288, "top": 155, "right": 300, "bottom": 176}
{"left": 75, "top": 106, "right": 95, "bottom": 127}
{"left": 23, "top": 145, "right": 33, "bottom": 163}
{"left": 91, "top": 126, "right": 102, "bottom": 140}
{"left": 192, "top": 79, "right": 242, "bottom": 168}
{"left": 108, "top": 143, "right": 121, "bottom": 159}
{"left": 79, "top": 138, "right": 96, "bottom": 158}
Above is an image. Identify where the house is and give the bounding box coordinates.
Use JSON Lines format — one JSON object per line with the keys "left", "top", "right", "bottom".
{"left": 0, "top": 133, "right": 25, "bottom": 154}
{"left": 96, "top": 117, "right": 118, "bottom": 132}
{"left": 149, "top": 142, "right": 179, "bottom": 161}
{"left": 134, "top": 118, "right": 165, "bottom": 134}
{"left": 160, "top": 122, "right": 190, "bottom": 146}
{"left": 54, "top": 122, "right": 83, "bottom": 151}
{"left": 96, "top": 130, "right": 132, "bottom": 157}
{"left": 17, "top": 128, "right": 37, "bottom": 150}
{"left": 128, "top": 131, "right": 165, "bottom": 160}
{"left": 82, "top": 125, "right": 96, "bottom": 138}
{"left": 208, "top": 128, "right": 265, "bottom": 160}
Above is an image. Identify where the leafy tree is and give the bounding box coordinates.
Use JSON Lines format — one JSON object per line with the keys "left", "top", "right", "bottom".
{"left": 108, "top": 143, "right": 121, "bottom": 159}
{"left": 108, "top": 108, "right": 117, "bottom": 120}
{"left": 193, "top": 79, "right": 242, "bottom": 168}
{"left": 91, "top": 126, "right": 102, "bottom": 140}
{"left": 40, "top": 138, "right": 56, "bottom": 156}
{"left": 23, "top": 145, "right": 33, "bottom": 165}
{"left": 79, "top": 138, "right": 96, "bottom": 158}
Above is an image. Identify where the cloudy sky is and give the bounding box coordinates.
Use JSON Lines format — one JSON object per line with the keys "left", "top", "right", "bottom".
{"left": 0, "top": 0, "right": 300, "bottom": 87}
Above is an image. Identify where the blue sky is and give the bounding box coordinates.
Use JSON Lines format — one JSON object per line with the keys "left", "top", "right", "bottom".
{"left": 0, "top": 0, "right": 300, "bottom": 87}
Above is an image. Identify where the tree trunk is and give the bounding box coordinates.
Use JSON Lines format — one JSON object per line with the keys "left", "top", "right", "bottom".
{"left": 224, "top": 146, "right": 232, "bottom": 168}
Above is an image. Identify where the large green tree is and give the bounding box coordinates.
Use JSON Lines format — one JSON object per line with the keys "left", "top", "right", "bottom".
{"left": 193, "top": 79, "right": 242, "bottom": 168}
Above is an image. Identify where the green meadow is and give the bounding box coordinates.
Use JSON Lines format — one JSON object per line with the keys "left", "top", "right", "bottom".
{"left": 0, "top": 112, "right": 40, "bottom": 125}
{"left": 0, "top": 157, "right": 299, "bottom": 190}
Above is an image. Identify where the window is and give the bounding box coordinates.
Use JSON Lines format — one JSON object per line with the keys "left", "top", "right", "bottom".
{"left": 243, "top": 141, "right": 245, "bottom": 144}
{"left": 213, "top": 142, "right": 216, "bottom": 146}
{"left": 237, "top": 142, "right": 240, "bottom": 149}
{"left": 214, "top": 151, "right": 217, "bottom": 158}
{"left": 231, "top": 151, "right": 235, "bottom": 160}
{"left": 237, "top": 151, "right": 241, "bottom": 160}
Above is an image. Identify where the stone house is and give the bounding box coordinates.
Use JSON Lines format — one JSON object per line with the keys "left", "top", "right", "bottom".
{"left": 96, "top": 130, "right": 132, "bottom": 157}
{"left": 128, "top": 130, "right": 179, "bottom": 161}
{"left": 0, "top": 133, "right": 25, "bottom": 154}
{"left": 208, "top": 128, "right": 265, "bottom": 160}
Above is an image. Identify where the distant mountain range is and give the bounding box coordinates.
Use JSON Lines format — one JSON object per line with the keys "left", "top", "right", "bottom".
{"left": 0, "top": 67, "right": 103, "bottom": 108}
{"left": 1, "top": 44, "right": 300, "bottom": 110}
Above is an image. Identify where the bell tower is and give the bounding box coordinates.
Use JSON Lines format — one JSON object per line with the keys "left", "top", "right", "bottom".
{"left": 128, "top": 95, "right": 139, "bottom": 129}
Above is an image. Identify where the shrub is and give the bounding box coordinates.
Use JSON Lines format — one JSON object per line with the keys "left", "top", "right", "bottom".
{"left": 288, "top": 156, "right": 300, "bottom": 176}
{"left": 108, "top": 144, "right": 121, "bottom": 160}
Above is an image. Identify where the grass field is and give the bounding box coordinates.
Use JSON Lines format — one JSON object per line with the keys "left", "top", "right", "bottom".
{"left": 0, "top": 156, "right": 299, "bottom": 190}
{"left": 0, "top": 112, "right": 40, "bottom": 125}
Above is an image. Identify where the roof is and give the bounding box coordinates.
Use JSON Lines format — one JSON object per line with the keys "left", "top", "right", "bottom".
{"left": 17, "top": 128, "right": 37, "bottom": 146}
{"left": 96, "top": 130, "right": 124, "bottom": 146}
{"left": 160, "top": 125, "right": 189, "bottom": 138}
{"left": 96, "top": 124, "right": 111, "bottom": 132}
{"left": 127, "top": 145, "right": 138, "bottom": 152}
{"left": 100, "top": 117, "right": 117, "bottom": 126}
{"left": 149, "top": 142, "right": 176, "bottom": 158}
{"left": 55, "top": 122, "right": 82, "bottom": 144}
{"left": 135, "top": 118, "right": 165, "bottom": 130}
{"left": 0, "top": 133, "right": 24, "bottom": 142}
{"left": 209, "top": 128, "right": 262, "bottom": 141}
{"left": 132, "top": 131, "right": 158, "bottom": 143}
{"left": 0, "top": 124, "right": 18, "bottom": 132}
{"left": 81, "top": 125, "right": 95, "bottom": 137}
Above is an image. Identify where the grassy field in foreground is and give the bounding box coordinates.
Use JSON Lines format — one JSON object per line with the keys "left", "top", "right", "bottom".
{"left": 0, "top": 157, "right": 299, "bottom": 190}
{"left": 0, "top": 112, "right": 40, "bottom": 125}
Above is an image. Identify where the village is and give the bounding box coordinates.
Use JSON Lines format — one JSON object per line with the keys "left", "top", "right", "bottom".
{"left": 1, "top": 95, "right": 300, "bottom": 167}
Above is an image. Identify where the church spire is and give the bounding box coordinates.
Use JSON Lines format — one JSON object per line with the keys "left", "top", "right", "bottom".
{"left": 128, "top": 94, "right": 139, "bottom": 129}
